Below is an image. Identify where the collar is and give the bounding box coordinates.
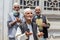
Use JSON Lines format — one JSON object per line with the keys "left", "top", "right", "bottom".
{"left": 35, "top": 14, "right": 42, "bottom": 18}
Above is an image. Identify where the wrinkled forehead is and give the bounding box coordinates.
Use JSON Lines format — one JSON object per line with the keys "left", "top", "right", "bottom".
{"left": 24, "top": 8, "right": 32, "bottom": 14}
{"left": 25, "top": 10, "right": 32, "bottom": 13}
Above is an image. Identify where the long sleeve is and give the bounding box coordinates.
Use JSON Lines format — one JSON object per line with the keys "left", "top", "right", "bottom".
{"left": 7, "top": 13, "right": 12, "bottom": 27}
{"left": 15, "top": 27, "right": 22, "bottom": 37}
{"left": 45, "top": 17, "right": 50, "bottom": 28}
{"left": 15, "top": 27, "right": 28, "bottom": 40}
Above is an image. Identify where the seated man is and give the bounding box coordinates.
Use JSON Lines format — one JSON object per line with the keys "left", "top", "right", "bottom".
{"left": 15, "top": 8, "right": 44, "bottom": 40}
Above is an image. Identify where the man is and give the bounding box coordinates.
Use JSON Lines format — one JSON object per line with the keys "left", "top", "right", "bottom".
{"left": 32, "top": 6, "right": 50, "bottom": 40}
{"left": 15, "top": 8, "right": 43, "bottom": 40}
{"left": 7, "top": 3, "right": 24, "bottom": 40}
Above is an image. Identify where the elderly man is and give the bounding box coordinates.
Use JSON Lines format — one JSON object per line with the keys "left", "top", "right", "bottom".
{"left": 15, "top": 8, "right": 43, "bottom": 40}
{"left": 7, "top": 3, "right": 24, "bottom": 40}
{"left": 32, "top": 6, "right": 50, "bottom": 40}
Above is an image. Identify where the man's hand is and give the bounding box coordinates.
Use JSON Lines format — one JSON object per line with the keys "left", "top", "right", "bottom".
{"left": 16, "top": 17, "right": 21, "bottom": 23}
{"left": 42, "top": 23, "right": 46, "bottom": 27}
{"left": 9, "top": 19, "right": 17, "bottom": 26}
{"left": 25, "top": 31, "right": 32, "bottom": 37}
{"left": 37, "top": 32, "right": 44, "bottom": 37}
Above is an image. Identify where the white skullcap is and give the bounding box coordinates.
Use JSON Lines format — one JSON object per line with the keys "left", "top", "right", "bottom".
{"left": 24, "top": 8, "right": 32, "bottom": 15}
{"left": 13, "top": 3, "right": 20, "bottom": 7}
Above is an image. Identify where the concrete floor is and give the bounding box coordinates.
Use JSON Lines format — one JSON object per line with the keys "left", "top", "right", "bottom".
{"left": 47, "top": 38, "right": 60, "bottom": 40}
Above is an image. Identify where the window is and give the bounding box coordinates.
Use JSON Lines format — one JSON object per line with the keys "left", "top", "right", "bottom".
{"left": 20, "top": 0, "right": 39, "bottom": 9}
{"left": 44, "top": 0, "right": 60, "bottom": 11}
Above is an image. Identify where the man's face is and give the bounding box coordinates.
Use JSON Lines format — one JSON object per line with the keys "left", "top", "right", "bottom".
{"left": 35, "top": 8, "right": 41, "bottom": 15}
{"left": 24, "top": 11, "right": 33, "bottom": 20}
{"left": 13, "top": 5, "right": 20, "bottom": 11}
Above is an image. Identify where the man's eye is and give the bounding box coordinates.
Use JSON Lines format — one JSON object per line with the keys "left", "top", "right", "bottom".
{"left": 31, "top": 13, "right": 32, "bottom": 14}
{"left": 27, "top": 13, "right": 29, "bottom": 14}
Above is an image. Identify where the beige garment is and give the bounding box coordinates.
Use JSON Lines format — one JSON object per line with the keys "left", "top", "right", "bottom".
{"left": 36, "top": 18, "right": 43, "bottom": 30}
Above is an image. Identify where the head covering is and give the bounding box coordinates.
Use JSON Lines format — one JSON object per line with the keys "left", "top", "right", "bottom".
{"left": 13, "top": 3, "right": 20, "bottom": 8}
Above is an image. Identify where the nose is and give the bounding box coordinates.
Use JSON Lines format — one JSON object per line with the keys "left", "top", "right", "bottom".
{"left": 29, "top": 13, "right": 33, "bottom": 17}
